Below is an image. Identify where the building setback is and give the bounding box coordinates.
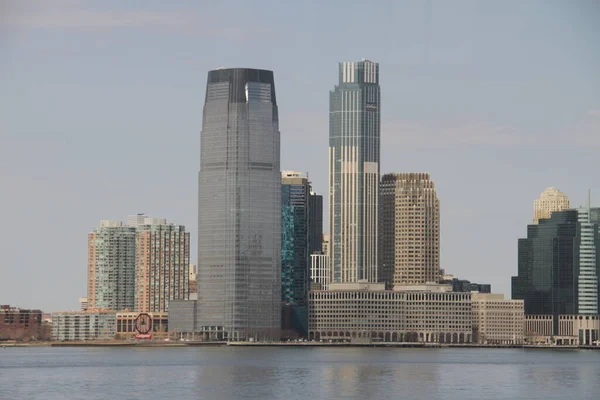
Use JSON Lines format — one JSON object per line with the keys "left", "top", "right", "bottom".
{"left": 135, "top": 218, "right": 190, "bottom": 313}
{"left": 87, "top": 220, "right": 136, "bottom": 311}
{"left": 380, "top": 173, "right": 440, "bottom": 286}
{"left": 197, "top": 68, "right": 281, "bottom": 341}
{"left": 329, "top": 59, "right": 380, "bottom": 284}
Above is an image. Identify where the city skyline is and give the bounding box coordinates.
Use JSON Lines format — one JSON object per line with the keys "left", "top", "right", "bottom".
{"left": 1, "top": 1, "right": 599, "bottom": 311}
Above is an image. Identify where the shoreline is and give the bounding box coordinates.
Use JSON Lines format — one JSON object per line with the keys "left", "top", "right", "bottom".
{"left": 2, "top": 341, "right": 599, "bottom": 350}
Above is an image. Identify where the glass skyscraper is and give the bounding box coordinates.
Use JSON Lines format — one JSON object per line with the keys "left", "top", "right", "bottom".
{"left": 512, "top": 204, "right": 600, "bottom": 333}
{"left": 197, "top": 68, "right": 281, "bottom": 341}
{"left": 281, "top": 171, "right": 310, "bottom": 305}
{"left": 329, "top": 59, "right": 380, "bottom": 283}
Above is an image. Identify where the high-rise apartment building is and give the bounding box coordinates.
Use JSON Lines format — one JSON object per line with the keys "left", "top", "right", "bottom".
{"left": 281, "top": 170, "right": 310, "bottom": 305}
{"left": 135, "top": 218, "right": 190, "bottom": 313}
{"left": 197, "top": 68, "right": 281, "bottom": 341}
{"left": 533, "top": 187, "right": 570, "bottom": 224}
{"left": 329, "top": 59, "right": 380, "bottom": 284}
{"left": 87, "top": 220, "right": 136, "bottom": 311}
{"left": 309, "top": 191, "right": 323, "bottom": 255}
{"left": 380, "top": 173, "right": 440, "bottom": 286}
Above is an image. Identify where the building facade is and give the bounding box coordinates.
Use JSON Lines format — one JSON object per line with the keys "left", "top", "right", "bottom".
{"left": 308, "top": 283, "right": 472, "bottom": 343}
{"left": 87, "top": 220, "right": 136, "bottom": 311}
{"left": 471, "top": 293, "right": 524, "bottom": 345}
{"left": 281, "top": 171, "right": 310, "bottom": 305}
{"left": 52, "top": 311, "right": 117, "bottom": 341}
{"left": 533, "top": 187, "right": 570, "bottom": 224}
{"left": 380, "top": 173, "right": 440, "bottom": 286}
{"left": 135, "top": 218, "right": 190, "bottom": 313}
{"left": 310, "top": 253, "right": 330, "bottom": 290}
{"left": 329, "top": 59, "right": 380, "bottom": 284}
{"left": 197, "top": 68, "right": 281, "bottom": 341}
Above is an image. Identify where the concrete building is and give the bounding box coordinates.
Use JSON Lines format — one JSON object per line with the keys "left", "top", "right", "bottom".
{"left": 308, "top": 283, "right": 472, "bottom": 343}
{"left": 380, "top": 173, "right": 440, "bottom": 286}
{"left": 471, "top": 293, "right": 524, "bottom": 345}
{"left": 196, "top": 68, "right": 281, "bottom": 341}
{"left": 52, "top": 311, "right": 116, "bottom": 341}
{"left": 135, "top": 218, "right": 190, "bottom": 313}
{"left": 329, "top": 59, "right": 380, "bottom": 284}
{"left": 524, "top": 314, "right": 600, "bottom": 345}
{"left": 310, "top": 253, "right": 330, "bottom": 290}
{"left": 127, "top": 213, "right": 147, "bottom": 227}
{"left": 533, "top": 187, "right": 570, "bottom": 224}
{"left": 87, "top": 220, "right": 136, "bottom": 311}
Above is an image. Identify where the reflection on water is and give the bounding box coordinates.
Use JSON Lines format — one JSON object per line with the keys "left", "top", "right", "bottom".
{"left": 0, "top": 347, "right": 599, "bottom": 400}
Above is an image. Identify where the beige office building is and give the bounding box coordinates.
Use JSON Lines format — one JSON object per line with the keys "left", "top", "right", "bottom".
{"left": 533, "top": 187, "right": 570, "bottom": 224}
{"left": 472, "top": 293, "right": 524, "bottom": 345}
{"left": 308, "top": 283, "right": 472, "bottom": 343}
{"left": 380, "top": 173, "right": 440, "bottom": 286}
{"left": 525, "top": 314, "right": 600, "bottom": 345}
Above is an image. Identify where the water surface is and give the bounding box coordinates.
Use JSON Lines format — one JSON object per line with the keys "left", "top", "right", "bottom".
{"left": 1, "top": 347, "right": 598, "bottom": 399}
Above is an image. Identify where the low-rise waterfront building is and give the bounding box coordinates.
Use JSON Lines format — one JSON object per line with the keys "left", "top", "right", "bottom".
{"left": 308, "top": 283, "right": 472, "bottom": 343}
{"left": 52, "top": 311, "right": 116, "bottom": 341}
{"left": 524, "top": 314, "right": 600, "bottom": 345}
{"left": 115, "top": 312, "right": 168, "bottom": 338}
{"left": 0, "top": 305, "right": 43, "bottom": 341}
{"left": 472, "top": 293, "right": 524, "bottom": 345}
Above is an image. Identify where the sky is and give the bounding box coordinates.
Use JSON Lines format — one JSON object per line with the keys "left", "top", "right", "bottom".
{"left": 1, "top": 0, "right": 599, "bottom": 312}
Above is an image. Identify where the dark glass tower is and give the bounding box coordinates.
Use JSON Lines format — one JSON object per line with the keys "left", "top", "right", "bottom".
{"left": 308, "top": 192, "right": 323, "bottom": 255}
{"left": 329, "top": 59, "right": 380, "bottom": 283}
{"left": 512, "top": 210, "right": 579, "bottom": 332}
{"left": 281, "top": 171, "right": 310, "bottom": 306}
{"left": 197, "top": 68, "right": 281, "bottom": 341}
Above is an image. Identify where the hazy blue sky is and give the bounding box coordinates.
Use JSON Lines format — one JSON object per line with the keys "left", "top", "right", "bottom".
{"left": 1, "top": 0, "right": 598, "bottom": 311}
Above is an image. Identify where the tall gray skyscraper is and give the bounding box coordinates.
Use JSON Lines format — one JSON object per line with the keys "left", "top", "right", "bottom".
{"left": 197, "top": 68, "right": 281, "bottom": 341}
{"left": 329, "top": 59, "right": 380, "bottom": 283}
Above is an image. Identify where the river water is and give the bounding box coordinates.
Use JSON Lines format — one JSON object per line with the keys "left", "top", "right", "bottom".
{"left": 1, "top": 346, "right": 598, "bottom": 399}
